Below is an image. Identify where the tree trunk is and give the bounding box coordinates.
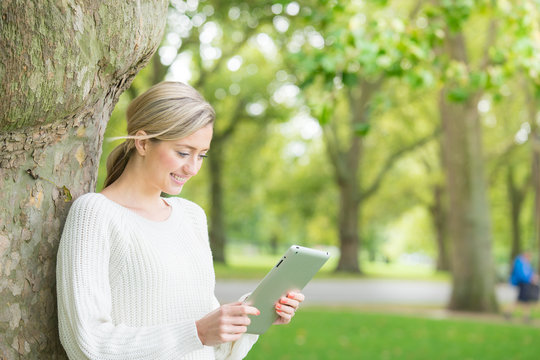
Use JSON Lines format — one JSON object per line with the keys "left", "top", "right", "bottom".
{"left": 0, "top": 1, "right": 168, "bottom": 358}
{"left": 506, "top": 164, "right": 524, "bottom": 265}
{"left": 439, "top": 29, "right": 497, "bottom": 313}
{"left": 440, "top": 89, "right": 497, "bottom": 312}
{"left": 208, "top": 138, "right": 227, "bottom": 263}
{"left": 330, "top": 80, "right": 382, "bottom": 273}
{"left": 336, "top": 179, "right": 361, "bottom": 272}
{"left": 527, "top": 83, "right": 540, "bottom": 275}
{"left": 429, "top": 184, "right": 451, "bottom": 272}
{"left": 439, "top": 85, "right": 498, "bottom": 311}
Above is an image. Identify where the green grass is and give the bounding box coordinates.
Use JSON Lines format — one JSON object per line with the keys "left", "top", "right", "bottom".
{"left": 247, "top": 308, "right": 540, "bottom": 360}
{"left": 215, "top": 247, "right": 449, "bottom": 281}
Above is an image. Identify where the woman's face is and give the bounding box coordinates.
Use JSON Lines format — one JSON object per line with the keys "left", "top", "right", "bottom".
{"left": 141, "top": 124, "right": 213, "bottom": 195}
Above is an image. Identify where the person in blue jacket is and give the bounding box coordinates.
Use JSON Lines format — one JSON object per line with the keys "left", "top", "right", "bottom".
{"left": 505, "top": 251, "right": 539, "bottom": 322}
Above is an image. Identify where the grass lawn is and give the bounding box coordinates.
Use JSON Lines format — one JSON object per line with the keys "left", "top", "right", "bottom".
{"left": 247, "top": 308, "right": 540, "bottom": 360}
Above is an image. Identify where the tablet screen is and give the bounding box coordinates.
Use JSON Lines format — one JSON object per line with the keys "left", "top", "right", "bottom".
{"left": 244, "top": 245, "right": 330, "bottom": 334}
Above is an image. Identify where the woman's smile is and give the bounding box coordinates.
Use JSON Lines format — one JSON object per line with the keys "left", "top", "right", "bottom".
{"left": 170, "top": 173, "right": 188, "bottom": 185}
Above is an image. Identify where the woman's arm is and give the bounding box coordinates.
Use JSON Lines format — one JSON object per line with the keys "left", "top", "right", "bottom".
{"left": 57, "top": 196, "right": 204, "bottom": 360}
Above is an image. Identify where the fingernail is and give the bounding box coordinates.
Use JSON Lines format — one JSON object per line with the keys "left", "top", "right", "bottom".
{"left": 276, "top": 304, "right": 281, "bottom": 309}
{"left": 257, "top": 310, "right": 260, "bottom": 315}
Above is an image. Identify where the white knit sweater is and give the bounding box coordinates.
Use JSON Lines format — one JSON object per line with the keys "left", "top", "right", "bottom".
{"left": 56, "top": 193, "right": 258, "bottom": 360}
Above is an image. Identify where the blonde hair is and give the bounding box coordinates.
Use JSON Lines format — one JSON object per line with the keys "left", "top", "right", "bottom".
{"left": 104, "top": 81, "right": 215, "bottom": 187}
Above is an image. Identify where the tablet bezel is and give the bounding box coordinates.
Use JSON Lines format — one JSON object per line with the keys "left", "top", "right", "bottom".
{"left": 243, "top": 245, "right": 330, "bottom": 334}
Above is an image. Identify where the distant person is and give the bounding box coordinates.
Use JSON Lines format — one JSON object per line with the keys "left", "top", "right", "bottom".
{"left": 56, "top": 82, "right": 305, "bottom": 359}
{"left": 505, "top": 251, "right": 539, "bottom": 322}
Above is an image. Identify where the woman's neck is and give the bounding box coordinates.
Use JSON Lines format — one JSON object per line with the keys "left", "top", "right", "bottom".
{"left": 100, "top": 161, "right": 171, "bottom": 222}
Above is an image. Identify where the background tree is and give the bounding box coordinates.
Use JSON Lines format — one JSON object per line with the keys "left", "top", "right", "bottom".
{"left": 281, "top": 1, "right": 437, "bottom": 272}
{"left": 0, "top": 1, "right": 168, "bottom": 357}
{"left": 423, "top": 0, "right": 502, "bottom": 312}
{"left": 159, "top": 1, "right": 296, "bottom": 262}
{"left": 511, "top": 2, "right": 540, "bottom": 273}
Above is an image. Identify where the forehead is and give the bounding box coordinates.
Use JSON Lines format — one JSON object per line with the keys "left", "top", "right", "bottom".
{"left": 171, "top": 125, "right": 213, "bottom": 149}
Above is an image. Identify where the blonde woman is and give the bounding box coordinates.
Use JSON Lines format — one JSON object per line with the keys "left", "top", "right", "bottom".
{"left": 56, "top": 82, "right": 304, "bottom": 360}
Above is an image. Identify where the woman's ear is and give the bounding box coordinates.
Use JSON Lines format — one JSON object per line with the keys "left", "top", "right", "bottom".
{"left": 134, "top": 130, "right": 149, "bottom": 156}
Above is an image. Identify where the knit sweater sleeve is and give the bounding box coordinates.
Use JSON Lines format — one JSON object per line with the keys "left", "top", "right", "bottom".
{"left": 179, "top": 198, "right": 259, "bottom": 360}
{"left": 56, "top": 194, "right": 204, "bottom": 360}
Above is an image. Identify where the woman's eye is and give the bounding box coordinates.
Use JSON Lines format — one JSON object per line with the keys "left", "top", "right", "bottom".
{"left": 199, "top": 154, "right": 208, "bottom": 159}
{"left": 177, "top": 152, "right": 190, "bottom": 158}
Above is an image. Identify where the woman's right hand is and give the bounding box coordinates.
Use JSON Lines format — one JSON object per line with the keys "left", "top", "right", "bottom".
{"left": 195, "top": 302, "right": 260, "bottom": 346}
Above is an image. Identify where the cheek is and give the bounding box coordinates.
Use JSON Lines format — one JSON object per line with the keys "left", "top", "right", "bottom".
{"left": 154, "top": 151, "right": 182, "bottom": 171}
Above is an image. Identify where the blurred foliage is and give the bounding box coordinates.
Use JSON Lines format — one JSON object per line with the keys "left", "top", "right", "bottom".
{"left": 97, "top": 0, "right": 540, "bottom": 271}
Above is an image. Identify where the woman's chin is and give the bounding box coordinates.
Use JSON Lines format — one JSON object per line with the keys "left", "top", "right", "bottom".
{"left": 162, "top": 186, "right": 183, "bottom": 196}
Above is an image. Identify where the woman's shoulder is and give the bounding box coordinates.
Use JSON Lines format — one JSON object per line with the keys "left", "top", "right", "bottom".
{"left": 68, "top": 193, "right": 119, "bottom": 220}
{"left": 71, "top": 192, "right": 107, "bottom": 208}
{"left": 167, "top": 197, "right": 206, "bottom": 219}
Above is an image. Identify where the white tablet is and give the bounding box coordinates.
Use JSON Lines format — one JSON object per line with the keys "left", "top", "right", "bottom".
{"left": 243, "top": 245, "right": 330, "bottom": 334}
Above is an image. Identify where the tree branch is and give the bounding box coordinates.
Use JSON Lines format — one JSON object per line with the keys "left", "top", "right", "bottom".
{"left": 211, "top": 99, "right": 248, "bottom": 144}
{"left": 408, "top": 0, "right": 425, "bottom": 20}
{"left": 322, "top": 122, "right": 349, "bottom": 185}
{"left": 361, "top": 127, "right": 441, "bottom": 202}
{"left": 479, "top": 17, "right": 499, "bottom": 71}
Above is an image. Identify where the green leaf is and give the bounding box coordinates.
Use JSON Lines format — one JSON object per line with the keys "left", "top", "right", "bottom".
{"left": 318, "top": 104, "right": 333, "bottom": 125}
{"left": 470, "top": 72, "right": 487, "bottom": 89}
{"left": 300, "top": 74, "right": 316, "bottom": 90}
{"left": 63, "top": 186, "right": 73, "bottom": 202}
{"left": 354, "top": 123, "right": 371, "bottom": 136}
{"left": 343, "top": 72, "right": 358, "bottom": 87}
{"left": 447, "top": 87, "right": 470, "bottom": 103}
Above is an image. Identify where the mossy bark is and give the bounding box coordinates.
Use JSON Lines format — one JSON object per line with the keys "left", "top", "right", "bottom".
{"left": 0, "top": 0, "right": 168, "bottom": 357}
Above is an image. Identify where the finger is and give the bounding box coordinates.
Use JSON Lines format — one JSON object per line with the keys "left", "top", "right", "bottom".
{"left": 279, "top": 296, "right": 300, "bottom": 309}
{"left": 287, "top": 292, "right": 305, "bottom": 302}
{"left": 225, "top": 315, "right": 252, "bottom": 327}
{"left": 224, "top": 303, "right": 260, "bottom": 316}
{"left": 239, "top": 305, "right": 260, "bottom": 316}
{"left": 220, "top": 332, "right": 244, "bottom": 343}
{"left": 276, "top": 308, "right": 294, "bottom": 321}
{"left": 225, "top": 324, "right": 248, "bottom": 334}
{"left": 275, "top": 302, "right": 295, "bottom": 316}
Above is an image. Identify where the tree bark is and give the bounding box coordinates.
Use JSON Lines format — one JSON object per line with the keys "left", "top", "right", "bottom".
{"left": 506, "top": 164, "right": 527, "bottom": 265}
{"left": 526, "top": 82, "right": 540, "bottom": 275}
{"left": 440, "top": 86, "right": 497, "bottom": 312}
{"left": 438, "top": 31, "right": 498, "bottom": 311}
{"left": 332, "top": 82, "right": 376, "bottom": 273}
{"left": 429, "top": 183, "right": 451, "bottom": 272}
{"left": 336, "top": 175, "right": 361, "bottom": 272}
{"left": 208, "top": 138, "right": 227, "bottom": 263}
{"left": 0, "top": 1, "right": 168, "bottom": 358}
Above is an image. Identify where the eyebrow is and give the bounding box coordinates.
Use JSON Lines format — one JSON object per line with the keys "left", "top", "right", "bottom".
{"left": 175, "top": 144, "right": 210, "bottom": 151}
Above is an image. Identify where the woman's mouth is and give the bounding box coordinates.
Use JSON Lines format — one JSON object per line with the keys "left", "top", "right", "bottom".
{"left": 170, "top": 173, "right": 187, "bottom": 185}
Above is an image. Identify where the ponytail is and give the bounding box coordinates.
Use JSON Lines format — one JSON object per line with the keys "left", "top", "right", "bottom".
{"left": 104, "top": 141, "right": 133, "bottom": 188}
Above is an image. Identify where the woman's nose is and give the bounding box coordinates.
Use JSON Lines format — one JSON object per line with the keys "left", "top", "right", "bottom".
{"left": 183, "top": 156, "right": 199, "bottom": 175}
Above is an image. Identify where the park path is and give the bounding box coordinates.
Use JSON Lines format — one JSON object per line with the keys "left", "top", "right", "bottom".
{"left": 215, "top": 278, "right": 517, "bottom": 306}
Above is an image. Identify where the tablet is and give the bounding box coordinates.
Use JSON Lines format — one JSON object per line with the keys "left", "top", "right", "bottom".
{"left": 243, "top": 245, "right": 330, "bottom": 334}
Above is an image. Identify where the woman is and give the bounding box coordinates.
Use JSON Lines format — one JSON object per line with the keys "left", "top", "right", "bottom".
{"left": 56, "top": 82, "right": 304, "bottom": 359}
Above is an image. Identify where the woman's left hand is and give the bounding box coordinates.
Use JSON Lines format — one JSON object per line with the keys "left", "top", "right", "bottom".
{"left": 273, "top": 291, "right": 305, "bottom": 325}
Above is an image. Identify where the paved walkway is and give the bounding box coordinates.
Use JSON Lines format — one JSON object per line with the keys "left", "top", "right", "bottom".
{"left": 215, "top": 279, "right": 517, "bottom": 306}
